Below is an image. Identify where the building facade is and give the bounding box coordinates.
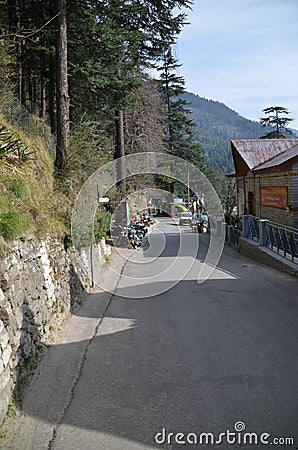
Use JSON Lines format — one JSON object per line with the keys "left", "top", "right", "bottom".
{"left": 230, "top": 139, "right": 298, "bottom": 229}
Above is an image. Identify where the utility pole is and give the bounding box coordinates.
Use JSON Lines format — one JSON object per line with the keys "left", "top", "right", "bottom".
{"left": 187, "top": 169, "right": 190, "bottom": 210}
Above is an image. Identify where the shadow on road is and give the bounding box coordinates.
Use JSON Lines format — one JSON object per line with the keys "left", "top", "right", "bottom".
{"left": 2, "top": 218, "right": 298, "bottom": 449}
{"left": 6, "top": 245, "right": 298, "bottom": 449}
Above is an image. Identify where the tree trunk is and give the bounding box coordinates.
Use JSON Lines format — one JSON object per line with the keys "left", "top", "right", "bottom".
{"left": 40, "top": 66, "right": 46, "bottom": 118}
{"left": 55, "top": 0, "right": 70, "bottom": 176}
{"left": 114, "top": 109, "right": 126, "bottom": 196}
{"left": 48, "top": 51, "right": 57, "bottom": 134}
{"left": 20, "top": 47, "right": 26, "bottom": 107}
{"left": 28, "top": 67, "right": 33, "bottom": 112}
{"left": 8, "top": 0, "right": 21, "bottom": 95}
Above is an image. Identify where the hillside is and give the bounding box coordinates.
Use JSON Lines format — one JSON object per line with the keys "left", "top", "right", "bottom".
{"left": 0, "top": 109, "right": 68, "bottom": 244}
{"left": 183, "top": 92, "right": 297, "bottom": 174}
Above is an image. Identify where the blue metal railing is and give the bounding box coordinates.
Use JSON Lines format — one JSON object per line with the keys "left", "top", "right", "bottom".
{"left": 230, "top": 226, "right": 241, "bottom": 247}
{"left": 227, "top": 215, "right": 298, "bottom": 264}
{"left": 264, "top": 221, "right": 298, "bottom": 262}
{"left": 247, "top": 216, "right": 260, "bottom": 242}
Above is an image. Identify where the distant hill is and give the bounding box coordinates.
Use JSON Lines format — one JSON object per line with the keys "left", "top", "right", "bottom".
{"left": 182, "top": 92, "right": 297, "bottom": 174}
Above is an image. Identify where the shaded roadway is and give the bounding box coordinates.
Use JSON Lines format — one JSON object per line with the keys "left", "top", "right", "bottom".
{"left": 1, "top": 218, "right": 298, "bottom": 449}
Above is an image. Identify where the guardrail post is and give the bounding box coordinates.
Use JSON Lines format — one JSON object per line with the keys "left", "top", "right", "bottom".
{"left": 216, "top": 219, "right": 222, "bottom": 236}
{"left": 242, "top": 215, "right": 249, "bottom": 238}
{"left": 222, "top": 222, "right": 227, "bottom": 240}
{"left": 227, "top": 225, "right": 233, "bottom": 244}
{"left": 259, "top": 219, "right": 269, "bottom": 246}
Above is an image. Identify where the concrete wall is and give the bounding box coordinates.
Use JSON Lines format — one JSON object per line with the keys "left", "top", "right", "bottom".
{"left": 238, "top": 237, "right": 298, "bottom": 277}
{"left": 0, "top": 236, "right": 110, "bottom": 425}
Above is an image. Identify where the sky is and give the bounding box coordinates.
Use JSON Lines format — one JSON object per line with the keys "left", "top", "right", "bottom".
{"left": 175, "top": 0, "right": 298, "bottom": 129}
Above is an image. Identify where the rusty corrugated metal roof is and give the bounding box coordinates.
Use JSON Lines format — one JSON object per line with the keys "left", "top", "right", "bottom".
{"left": 231, "top": 139, "right": 298, "bottom": 171}
{"left": 253, "top": 143, "right": 298, "bottom": 171}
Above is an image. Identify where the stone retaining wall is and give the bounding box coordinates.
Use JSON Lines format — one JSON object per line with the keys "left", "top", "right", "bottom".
{"left": 0, "top": 236, "right": 110, "bottom": 425}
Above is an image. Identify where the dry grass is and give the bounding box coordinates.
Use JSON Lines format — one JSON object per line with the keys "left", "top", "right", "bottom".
{"left": 0, "top": 116, "right": 69, "bottom": 241}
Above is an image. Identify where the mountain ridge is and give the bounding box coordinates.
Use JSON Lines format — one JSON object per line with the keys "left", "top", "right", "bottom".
{"left": 183, "top": 92, "right": 297, "bottom": 173}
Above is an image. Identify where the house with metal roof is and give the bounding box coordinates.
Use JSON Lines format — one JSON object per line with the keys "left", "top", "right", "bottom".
{"left": 230, "top": 139, "right": 298, "bottom": 228}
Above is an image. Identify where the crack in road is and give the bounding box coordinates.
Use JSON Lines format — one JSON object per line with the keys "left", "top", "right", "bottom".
{"left": 47, "top": 256, "right": 129, "bottom": 450}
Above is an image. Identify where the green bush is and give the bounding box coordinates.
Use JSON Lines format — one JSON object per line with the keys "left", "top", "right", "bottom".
{"left": 8, "top": 177, "right": 26, "bottom": 200}
{"left": 0, "top": 209, "right": 24, "bottom": 240}
{"left": 0, "top": 125, "right": 34, "bottom": 162}
{"left": 94, "top": 207, "right": 111, "bottom": 244}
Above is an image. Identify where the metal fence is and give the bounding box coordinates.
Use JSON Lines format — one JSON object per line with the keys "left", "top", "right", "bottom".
{"left": 242, "top": 215, "right": 298, "bottom": 264}
{"left": 225, "top": 215, "right": 298, "bottom": 264}
{"left": 264, "top": 221, "right": 298, "bottom": 262}
{"left": 229, "top": 226, "right": 241, "bottom": 247}
{"left": 246, "top": 215, "right": 260, "bottom": 242}
{"left": 0, "top": 85, "right": 56, "bottom": 158}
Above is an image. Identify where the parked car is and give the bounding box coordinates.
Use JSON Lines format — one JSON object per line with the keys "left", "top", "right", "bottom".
{"left": 179, "top": 212, "right": 192, "bottom": 225}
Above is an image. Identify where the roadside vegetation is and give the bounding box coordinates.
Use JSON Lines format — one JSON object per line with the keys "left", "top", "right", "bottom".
{"left": 0, "top": 115, "right": 68, "bottom": 244}
{"left": 0, "top": 0, "right": 236, "bottom": 243}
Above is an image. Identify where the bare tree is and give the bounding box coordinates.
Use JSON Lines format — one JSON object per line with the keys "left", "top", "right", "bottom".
{"left": 55, "top": 0, "right": 70, "bottom": 176}
{"left": 223, "top": 178, "right": 237, "bottom": 225}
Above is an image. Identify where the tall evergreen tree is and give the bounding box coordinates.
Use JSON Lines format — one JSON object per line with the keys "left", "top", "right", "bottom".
{"left": 158, "top": 48, "right": 203, "bottom": 166}
{"left": 0, "top": 0, "right": 194, "bottom": 187}
{"left": 260, "top": 106, "right": 293, "bottom": 138}
{"left": 54, "top": 0, "right": 70, "bottom": 176}
{"left": 67, "top": 0, "right": 193, "bottom": 193}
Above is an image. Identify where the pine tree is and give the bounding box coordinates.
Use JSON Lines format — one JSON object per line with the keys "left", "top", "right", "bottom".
{"left": 54, "top": 0, "right": 70, "bottom": 176}
{"left": 158, "top": 48, "right": 203, "bottom": 166}
{"left": 0, "top": 0, "right": 195, "bottom": 187}
{"left": 260, "top": 106, "right": 293, "bottom": 138}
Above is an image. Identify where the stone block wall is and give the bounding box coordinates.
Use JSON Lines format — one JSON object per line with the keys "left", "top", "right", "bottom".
{"left": 0, "top": 236, "right": 110, "bottom": 425}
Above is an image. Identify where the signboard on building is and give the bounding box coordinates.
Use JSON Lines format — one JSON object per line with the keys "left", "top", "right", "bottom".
{"left": 260, "top": 186, "right": 288, "bottom": 209}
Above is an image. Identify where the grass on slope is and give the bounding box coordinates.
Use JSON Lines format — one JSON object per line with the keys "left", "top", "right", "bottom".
{"left": 0, "top": 116, "right": 69, "bottom": 243}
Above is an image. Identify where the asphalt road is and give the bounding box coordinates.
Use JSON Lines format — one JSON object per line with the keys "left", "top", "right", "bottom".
{"left": 1, "top": 217, "right": 298, "bottom": 450}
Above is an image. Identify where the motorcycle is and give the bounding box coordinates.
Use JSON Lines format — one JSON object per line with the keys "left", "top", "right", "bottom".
{"left": 197, "top": 219, "right": 208, "bottom": 233}
{"left": 127, "top": 225, "right": 142, "bottom": 248}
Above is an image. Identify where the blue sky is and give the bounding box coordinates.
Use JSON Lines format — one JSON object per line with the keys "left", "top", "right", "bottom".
{"left": 175, "top": 0, "right": 298, "bottom": 129}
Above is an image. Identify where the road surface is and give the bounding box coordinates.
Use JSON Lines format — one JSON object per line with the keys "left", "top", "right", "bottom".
{"left": 1, "top": 217, "right": 298, "bottom": 449}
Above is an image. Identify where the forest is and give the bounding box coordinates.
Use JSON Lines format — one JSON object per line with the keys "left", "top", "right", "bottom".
{"left": 183, "top": 93, "right": 297, "bottom": 174}
{"left": 0, "top": 0, "right": 234, "bottom": 241}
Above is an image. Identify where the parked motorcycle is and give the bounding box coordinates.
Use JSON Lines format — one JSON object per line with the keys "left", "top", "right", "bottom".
{"left": 115, "top": 212, "right": 153, "bottom": 249}
{"left": 127, "top": 225, "right": 142, "bottom": 248}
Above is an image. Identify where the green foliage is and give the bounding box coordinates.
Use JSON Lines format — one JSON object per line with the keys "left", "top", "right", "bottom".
{"left": 260, "top": 106, "right": 294, "bottom": 138}
{"left": 8, "top": 177, "right": 26, "bottom": 200}
{"left": 66, "top": 0, "right": 193, "bottom": 123}
{"left": 94, "top": 208, "right": 112, "bottom": 244}
{"left": 0, "top": 118, "right": 68, "bottom": 241}
{"left": 180, "top": 92, "right": 293, "bottom": 173}
{"left": 17, "top": 352, "right": 41, "bottom": 397}
{"left": 6, "top": 400, "right": 18, "bottom": 418}
{"left": 157, "top": 49, "right": 207, "bottom": 197}
{"left": 0, "top": 208, "right": 25, "bottom": 241}
{"left": 71, "top": 206, "right": 111, "bottom": 249}
{"left": 0, "top": 125, "right": 34, "bottom": 163}
{"left": 69, "top": 117, "right": 113, "bottom": 198}
{"left": 158, "top": 49, "right": 198, "bottom": 158}
{"left": 0, "top": 36, "right": 16, "bottom": 87}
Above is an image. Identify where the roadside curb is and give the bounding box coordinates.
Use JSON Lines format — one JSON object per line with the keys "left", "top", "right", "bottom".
{"left": 237, "top": 237, "right": 298, "bottom": 277}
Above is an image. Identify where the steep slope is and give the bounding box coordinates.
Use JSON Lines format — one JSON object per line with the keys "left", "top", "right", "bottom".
{"left": 0, "top": 115, "right": 68, "bottom": 243}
